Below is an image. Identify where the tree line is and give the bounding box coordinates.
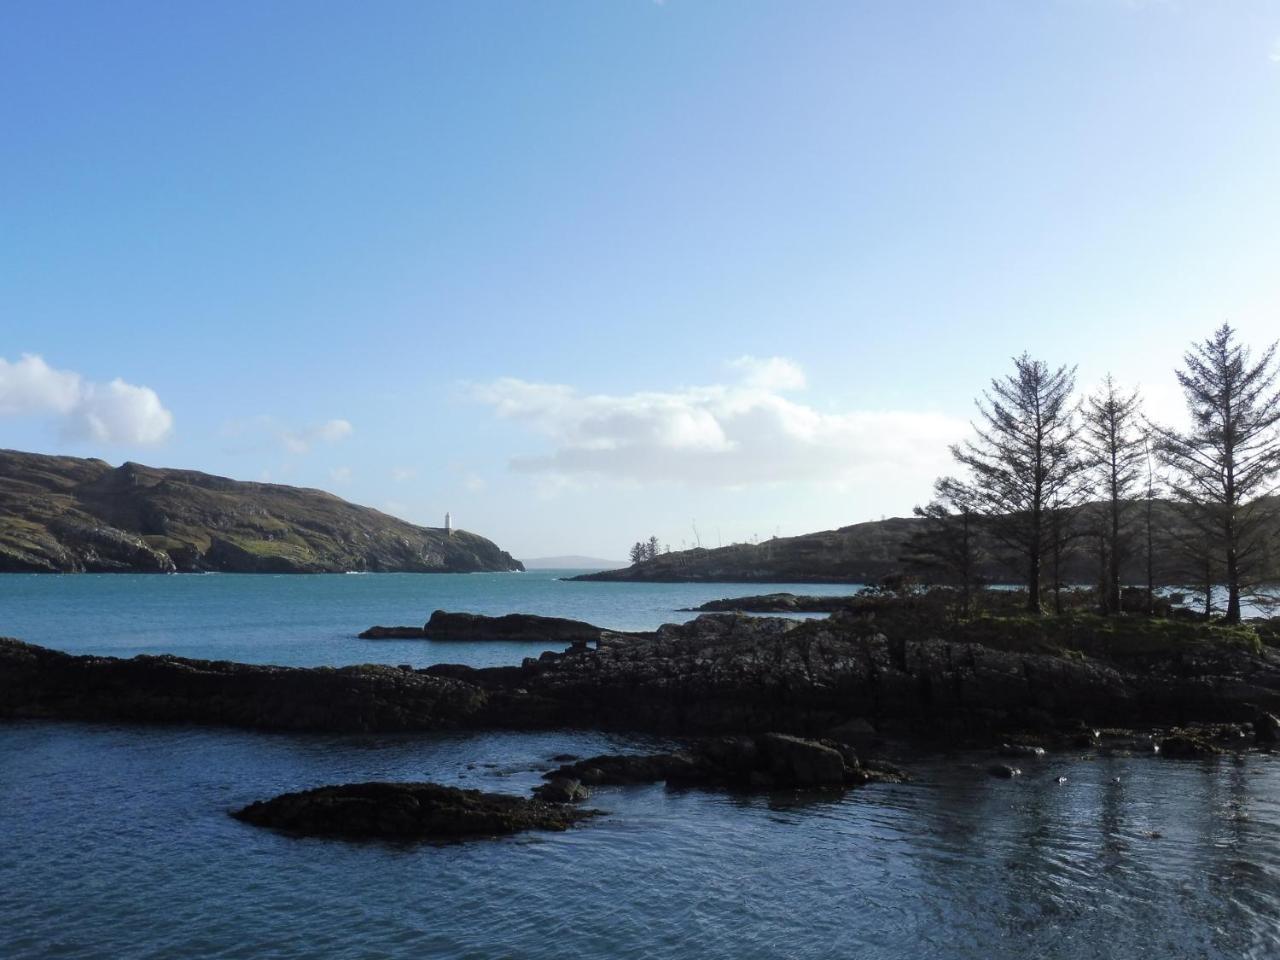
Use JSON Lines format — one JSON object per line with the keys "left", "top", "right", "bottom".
{"left": 629, "top": 536, "right": 664, "bottom": 565}
{"left": 906, "top": 323, "right": 1280, "bottom": 624}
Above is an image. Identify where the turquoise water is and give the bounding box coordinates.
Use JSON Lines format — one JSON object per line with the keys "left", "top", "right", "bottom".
{"left": 0, "top": 570, "right": 856, "bottom": 668}
{"left": 2, "top": 573, "right": 1280, "bottom": 959}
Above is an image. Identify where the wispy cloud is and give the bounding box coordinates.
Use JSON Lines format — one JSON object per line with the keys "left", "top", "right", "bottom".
{"left": 1270, "top": 36, "right": 1280, "bottom": 63}
{"left": 472, "top": 357, "right": 965, "bottom": 488}
{"left": 281, "top": 418, "right": 353, "bottom": 454}
{"left": 0, "top": 353, "right": 173, "bottom": 445}
{"left": 222, "top": 415, "right": 354, "bottom": 455}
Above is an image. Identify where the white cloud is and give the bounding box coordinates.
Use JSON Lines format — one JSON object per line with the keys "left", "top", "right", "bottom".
{"left": 67, "top": 379, "right": 174, "bottom": 445}
{"left": 0, "top": 353, "right": 173, "bottom": 445}
{"left": 472, "top": 358, "right": 966, "bottom": 488}
{"left": 729, "top": 355, "right": 807, "bottom": 391}
{"left": 329, "top": 465, "right": 353, "bottom": 485}
{"left": 1270, "top": 37, "right": 1280, "bottom": 63}
{"left": 391, "top": 466, "right": 417, "bottom": 483}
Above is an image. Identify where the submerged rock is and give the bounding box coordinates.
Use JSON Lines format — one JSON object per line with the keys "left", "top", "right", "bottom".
{"left": 233, "top": 781, "right": 597, "bottom": 841}
{"left": 987, "top": 764, "right": 1022, "bottom": 779}
{"left": 358, "top": 625, "right": 427, "bottom": 639}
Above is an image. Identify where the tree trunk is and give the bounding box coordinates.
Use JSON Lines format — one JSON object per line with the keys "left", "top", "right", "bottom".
{"left": 1028, "top": 547, "right": 1041, "bottom": 613}
{"left": 1226, "top": 544, "right": 1241, "bottom": 623}
{"left": 1108, "top": 491, "right": 1121, "bottom": 615}
{"left": 1145, "top": 496, "right": 1155, "bottom": 616}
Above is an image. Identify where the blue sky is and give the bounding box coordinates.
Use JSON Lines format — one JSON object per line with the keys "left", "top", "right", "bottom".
{"left": 4, "top": 1, "right": 1280, "bottom": 559}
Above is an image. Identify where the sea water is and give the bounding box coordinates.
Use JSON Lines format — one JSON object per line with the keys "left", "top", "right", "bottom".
{"left": 1, "top": 572, "right": 1278, "bottom": 959}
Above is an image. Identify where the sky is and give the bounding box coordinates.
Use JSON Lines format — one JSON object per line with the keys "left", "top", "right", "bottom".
{"left": 3, "top": 1, "right": 1280, "bottom": 560}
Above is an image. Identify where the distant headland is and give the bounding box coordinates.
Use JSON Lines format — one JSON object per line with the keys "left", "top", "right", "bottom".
{"left": 0, "top": 449, "right": 522, "bottom": 574}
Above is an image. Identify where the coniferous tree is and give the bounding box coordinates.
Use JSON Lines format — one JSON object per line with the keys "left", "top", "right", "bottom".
{"left": 947, "top": 354, "right": 1081, "bottom": 613}
{"left": 646, "top": 536, "right": 660, "bottom": 561}
{"left": 1141, "top": 434, "right": 1162, "bottom": 615}
{"left": 629, "top": 542, "right": 646, "bottom": 565}
{"left": 1079, "top": 376, "right": 1145, "bottom": 614}
{"left": 903, "top": 477, "right": 984, "bottom": 618}
{"left": 1151, "top": 324, "right": 1280, "bottom": 623}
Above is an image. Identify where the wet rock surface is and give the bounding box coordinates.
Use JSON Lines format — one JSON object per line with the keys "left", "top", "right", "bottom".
{"left": 233, "top": 781, "right": 598, "bottom": 841}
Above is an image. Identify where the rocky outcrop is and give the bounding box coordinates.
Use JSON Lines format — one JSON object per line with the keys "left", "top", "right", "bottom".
{"left": 0, "top": 637, "right": 489, "bottom": 732}
{"left": 424, "top": 611, "right": 605, "bottom": 643}
{"left": 0, "top": 449, "right": 522, "bottom": 573}
{"left": 5, "top": 606, "right": 1280, "bottom": 741}
{"left": 685, "top": 593, "right": 862, "bottom": 613}
{"left": 233, "top": 781, "right": 597, "bottom": 841}
{"left": 543, "top": 734, "right": 907, "bottom": 792}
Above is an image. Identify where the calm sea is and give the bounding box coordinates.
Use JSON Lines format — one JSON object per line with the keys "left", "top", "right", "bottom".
{"left": 2, "top": 571, "right": 1278, "bottom": 960}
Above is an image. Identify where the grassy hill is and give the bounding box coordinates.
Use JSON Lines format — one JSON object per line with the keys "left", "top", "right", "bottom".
{"left": 571, "top": 501, "right": 1257, "bottom": 586}
{"left": 0, "top": 449, "right": 522, "bottom": 574}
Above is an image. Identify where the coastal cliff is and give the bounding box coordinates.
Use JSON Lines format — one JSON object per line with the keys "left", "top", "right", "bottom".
{"left": 0, "top": 449, "right": 522, "bottom": 574}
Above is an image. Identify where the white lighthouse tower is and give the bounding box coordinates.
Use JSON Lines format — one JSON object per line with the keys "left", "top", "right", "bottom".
{"left": 445, "top": 512, "right": 452, "bottom": 536}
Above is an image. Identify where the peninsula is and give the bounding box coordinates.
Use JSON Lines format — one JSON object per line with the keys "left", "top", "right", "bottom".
{"left": 0, "top": 449, "right": 522, "bottom": 574}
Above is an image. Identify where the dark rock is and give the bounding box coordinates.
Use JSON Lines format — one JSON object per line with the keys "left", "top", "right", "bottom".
{"left": 826, "top": 717, "right": 877, "bottom": 743}
{"left": 757, "top": 732, "right": 847, "bottom": 786}
{"left": 988, "top": 764, "right": 1022, "bottom": 778}
{"left": 359, "top": 626, "right": 428, "bottom": 639}
{"left": 0, "top": 638, "right": 488, "bottom": 732}
{"left": 684, "top": 593, "right": 866, "bottom": 614}
{"left": 532, "top": 777, "right": 589, "bottom": 803}
{"left": 542, "top": 733, "right": 900, "bottom": 793}
{"left": 425, "top": 611, "right": 604, "bottom": 643}
{"left": 1158, "top": 733, "right": 1222, "bottom": 758}
{"left": 232, "top": 781, "right": 596, "bottom": 840}
{"left": 6, "top": 599, "right": 1280, "bottom": 743}
{"left": 1254, "top": 710, "right": 1280, "bottom": 744}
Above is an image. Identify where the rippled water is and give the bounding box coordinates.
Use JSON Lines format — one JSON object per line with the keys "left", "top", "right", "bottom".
{"left": 3, "top": 573, "right": 1280, "bottom": 958}
{"left": 2, "top": 723, "right": 1278, "bottom": 960}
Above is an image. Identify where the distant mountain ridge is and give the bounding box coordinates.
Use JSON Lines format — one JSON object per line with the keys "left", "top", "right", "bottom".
{"left": 0, "top": 449, "right": 523, "bottom": 574}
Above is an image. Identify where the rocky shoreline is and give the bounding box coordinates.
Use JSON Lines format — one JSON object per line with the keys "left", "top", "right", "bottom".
{"left": 6, "top": 600, "right": 1280, "bottom": 741}
{"left": 8, "top": 599, "right": 1280, "bottom": 842}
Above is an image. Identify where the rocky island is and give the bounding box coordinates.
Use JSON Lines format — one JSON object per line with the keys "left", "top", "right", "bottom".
{"left": 233, "top": 781, "right": 598, "bottom": 841}
{"left": 360, "top": 610, "right": 605, "bottom": 643}
{"left": 0, "top": 449, "right": 521, "bottom": 574}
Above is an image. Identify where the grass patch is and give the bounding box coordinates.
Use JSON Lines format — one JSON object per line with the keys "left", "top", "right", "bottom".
{"left": 956, "top": 612, "right": 1263, "bottom": 657}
